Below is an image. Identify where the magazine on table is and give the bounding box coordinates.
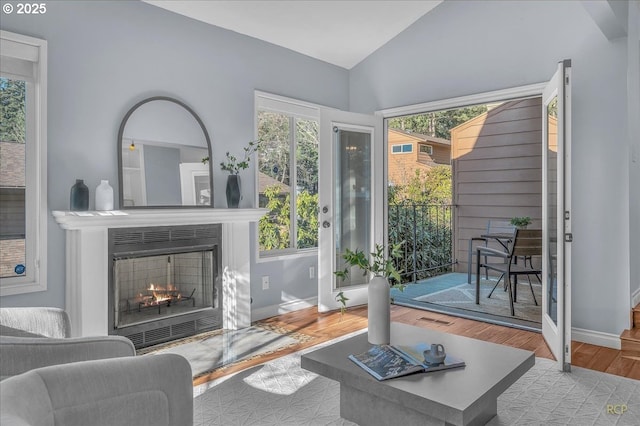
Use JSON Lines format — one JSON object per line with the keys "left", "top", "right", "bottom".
{"left": 348, "top": 343, "right": 465, "bottom": 381}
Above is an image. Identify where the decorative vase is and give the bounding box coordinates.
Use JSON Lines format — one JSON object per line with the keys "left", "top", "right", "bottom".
{"left": 95, "top": 180, "right": 114, "bottom": 211}
{"left": 70, "top": 179, "right": 89, "bottom": 211}
{"left": 226, "top": 174, "right": 241, "bottom": 208}
{"left": 368, "top": 275, "right": 391, "bottom": 345}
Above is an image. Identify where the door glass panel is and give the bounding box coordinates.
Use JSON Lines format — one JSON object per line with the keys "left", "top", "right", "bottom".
{"left": 546, "top": 97, "right": 558, "bottom": 324}
{"left": 0, "top": 77, "right": 27, "bottom": 279}
{"left": 334, "top": 128, "right": 371, "bottom": 290}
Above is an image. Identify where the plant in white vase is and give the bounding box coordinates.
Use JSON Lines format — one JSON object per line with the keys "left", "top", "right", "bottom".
{"left": 334, "top": 242, "right": 404, "bottom": 345}
{"left": 204, "top": 140, "right": 260, "bottom": 208}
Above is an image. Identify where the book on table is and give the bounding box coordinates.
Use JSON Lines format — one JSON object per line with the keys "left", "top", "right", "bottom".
{"left": 348, "top": 343, "right": 465, "bottom": 381}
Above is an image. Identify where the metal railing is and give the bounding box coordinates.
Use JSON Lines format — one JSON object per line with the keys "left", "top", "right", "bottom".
{"left": 388, "top": 203, "right": 455, "bottom": 283}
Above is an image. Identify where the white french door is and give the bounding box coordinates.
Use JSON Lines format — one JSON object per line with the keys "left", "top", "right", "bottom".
{"left": 542, "top": 60, "right": 572, "bottom": 371}
{"left": 317, "top": 109, "right": 383, "bottom": 312}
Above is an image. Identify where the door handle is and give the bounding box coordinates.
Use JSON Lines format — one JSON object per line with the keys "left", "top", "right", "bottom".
{"left": 322, "top": 221, "right": 331, "bottom": 228}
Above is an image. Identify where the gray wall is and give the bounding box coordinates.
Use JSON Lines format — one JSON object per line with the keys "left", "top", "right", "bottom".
{"left": 350, "top": 0, "right": 635, "bottom": 336}
{"left": 0, "top": 0, "right": 348, "bottom": 310}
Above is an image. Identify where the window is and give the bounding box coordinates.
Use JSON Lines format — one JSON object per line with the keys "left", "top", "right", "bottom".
{"left": 0, "top": 31, "right": 47, "bottom": 295}
{"left": 255, "top": 93, "right": 319, "bottom": 256}
{"left": 419, "top": 144, "right": 433, "bottom": 155}
{"left": 391, "top": 143, "right": 413, "bottom": 153}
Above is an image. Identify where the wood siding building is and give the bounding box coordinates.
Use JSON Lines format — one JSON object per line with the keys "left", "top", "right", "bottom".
{"left": 387, "top": 129, "right": 450, "bottom": 187}
{"left": 451, "top": 98, "right": 546, "bottom": 274}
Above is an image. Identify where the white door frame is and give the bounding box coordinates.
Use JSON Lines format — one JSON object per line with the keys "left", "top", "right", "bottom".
{"left": 541, "top": 60, "right": 572, "bottom": 371}
{"left": 317, "top": 109, "right": 383, "bottom": 312}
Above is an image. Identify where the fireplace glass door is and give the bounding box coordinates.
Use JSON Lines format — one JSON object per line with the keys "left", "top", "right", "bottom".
{"left": 114, "top": 250, "right": 216, "bottom": 328}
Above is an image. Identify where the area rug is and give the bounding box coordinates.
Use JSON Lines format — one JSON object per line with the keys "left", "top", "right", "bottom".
{"left": 413, "top": 278, "right": 542, "bottom": 323}
{"left": 193, "top": 335, "right": 640, "bottom": 426}
{"left": 139, "top": 325, "right": 316, "bottom": 381}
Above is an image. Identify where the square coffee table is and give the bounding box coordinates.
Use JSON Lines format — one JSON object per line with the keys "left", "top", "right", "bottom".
{"left": 301, "top": 322, "right": 534, "bottom": 426}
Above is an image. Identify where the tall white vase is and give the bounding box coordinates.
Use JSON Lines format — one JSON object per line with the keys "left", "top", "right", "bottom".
{"left": 368, "top": 275, "right": 391, "bottom": 345}
{"left": 95, "top": 180, "right": 114, "bottom": 211}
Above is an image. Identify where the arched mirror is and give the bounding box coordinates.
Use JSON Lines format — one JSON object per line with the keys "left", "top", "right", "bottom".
{"left": 117, "top": 96, "right": 213, "bottom": 208}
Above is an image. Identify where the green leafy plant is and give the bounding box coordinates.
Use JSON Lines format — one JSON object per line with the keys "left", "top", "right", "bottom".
{"left": 202, "top": 140, "right": 261, "bottom": 174}
{"left": 510, "top": 216, "right": 532, "bottom": 228}
{"left": 333, "top": 242, "right": 405, "bottom": 313}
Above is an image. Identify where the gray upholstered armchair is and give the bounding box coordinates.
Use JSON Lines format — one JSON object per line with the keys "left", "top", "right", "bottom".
{"left": 0, "top": 307, "right": 135, "bottom": 379}
{"left": 1, "top": 354, "right": 193, "bottom": 426}
{"left": 0, "top": 308, "right": 194, "bottom": 425}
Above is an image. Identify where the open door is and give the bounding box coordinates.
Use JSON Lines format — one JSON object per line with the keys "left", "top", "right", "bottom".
{"left": 542, "top": 59, "right": 572, "bottom": 371}
{"left": 317, "top": 109, "right": 383, "bottom": 312}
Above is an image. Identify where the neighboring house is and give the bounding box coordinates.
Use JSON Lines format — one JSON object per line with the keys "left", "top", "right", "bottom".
{"left": 0, "top": 141, "right": 25, "bottom": 238}
{"left": 0, "top": 141, "right": 26, "bottom": 278}
{"left": 387, "top": 128, "right": 450, "bottom": 186}
{"left": 258, "top": 171, "right": 290, "bottom": 205}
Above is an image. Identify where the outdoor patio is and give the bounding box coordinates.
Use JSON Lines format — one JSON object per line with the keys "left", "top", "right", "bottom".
{"left": 391, "top": 272, "right": 542, "bottom": 330}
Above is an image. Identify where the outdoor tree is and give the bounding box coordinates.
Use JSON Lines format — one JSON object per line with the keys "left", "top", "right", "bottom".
{"left": 388, "top": 105, "right": 488, "bottom": 140}
{"left": 0, "top": 78, "right": 26, "bottom": 143}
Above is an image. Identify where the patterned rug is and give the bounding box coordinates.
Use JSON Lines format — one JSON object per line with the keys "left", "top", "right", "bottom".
{"left": 139, "top": 325, "right": 316, "bottom": 381}
{"left": 413, "top": 278, "right": 542, "bottom": 323}
{"left": 193, "top": 332, "right": 640, "bottom": 426}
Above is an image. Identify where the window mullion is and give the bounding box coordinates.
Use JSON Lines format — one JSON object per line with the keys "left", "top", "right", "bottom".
{"left": 290, "top": 116, "right": 297, "bottom": 250}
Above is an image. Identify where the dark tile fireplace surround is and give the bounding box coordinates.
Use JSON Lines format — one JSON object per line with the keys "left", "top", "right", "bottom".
{"left": 108, "top": 224, "right": 222, "bottom": 348}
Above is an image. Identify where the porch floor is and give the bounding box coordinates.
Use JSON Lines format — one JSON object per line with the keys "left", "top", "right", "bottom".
{"left": 391, "top": 272, "right": 542, "bottom": 331}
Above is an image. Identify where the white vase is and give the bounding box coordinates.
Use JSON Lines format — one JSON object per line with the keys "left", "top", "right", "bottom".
{"left": 95, "top": 180, "right": 114, "bottom": 211}
{"left": 368, "top": 275, "right": 391, "bottom": 345}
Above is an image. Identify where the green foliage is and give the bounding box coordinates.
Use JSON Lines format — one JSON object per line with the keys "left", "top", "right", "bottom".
{"left": 510, "top": 216, "right": 532, "bottom": 228}
{"left": 389, "top": 166, "right": 452, "bottom": 205}
{"left": 334, "top": 242, "right": 405, "bottom": 313}
{"left": 258, "top": 185, "right": 318, "bottom": 251}
{"left": 220, "top": 140, "right": 261, "bottom": 175}
{"left": 388, "top": 203, "right": 453, "bottom": 283}
{"left": 0, "top": 78, "right": 26, "bottom": 143}
{"left": 388, "top": 105, "right": 488, "bottom": 139}
{"left": 259, "top": 185, "right": 291, "bottom": 250}
{"left": 296, "top": 190, "right": 319, "bottom": 249}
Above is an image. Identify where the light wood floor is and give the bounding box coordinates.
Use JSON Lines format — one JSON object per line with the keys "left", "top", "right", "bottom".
{"left": 193, "top": 305, "right": 640, "bottom": 386}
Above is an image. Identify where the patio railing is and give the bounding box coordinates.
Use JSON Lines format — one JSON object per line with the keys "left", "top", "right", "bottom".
{"left": 388, "top": 203, "right": 455, "bottom": 284}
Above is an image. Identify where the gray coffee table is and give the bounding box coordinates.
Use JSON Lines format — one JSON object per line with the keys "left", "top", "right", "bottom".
{"left": 301, "top": 322, "right": 534, "bottom": 426}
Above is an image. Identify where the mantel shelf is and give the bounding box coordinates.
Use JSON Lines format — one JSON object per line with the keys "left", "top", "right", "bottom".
{"left": 52, "top": 208, "right": 268, "bottom": 230}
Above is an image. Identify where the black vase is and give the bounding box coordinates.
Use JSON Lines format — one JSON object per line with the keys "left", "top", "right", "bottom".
{"left": 70, "top": 179, "right": 89, "bottom": 211}
{"left": 226, "top": 175, "right": 241, "bottom": 208}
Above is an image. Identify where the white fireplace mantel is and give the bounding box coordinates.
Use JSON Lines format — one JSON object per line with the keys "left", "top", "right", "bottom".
{"left": 53, "top": 208, "right": 267, "bottom": 337}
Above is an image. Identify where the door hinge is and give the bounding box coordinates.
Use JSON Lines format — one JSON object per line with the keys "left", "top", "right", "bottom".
{"left": 564, "top": 233, "right": 573, "bottom": 242}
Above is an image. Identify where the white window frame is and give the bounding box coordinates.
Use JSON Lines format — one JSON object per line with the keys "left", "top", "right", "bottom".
{"left": 391, "top": 143, "right": 413, "bottom": 154}
{"left": 419, "top": 144, "right": 433, "bottom": 155}
{"left": 254, "top": 91, "right": 321, "bottom": 260}
{"left": 0, "top": 31, "right": 47, "bottom": 296}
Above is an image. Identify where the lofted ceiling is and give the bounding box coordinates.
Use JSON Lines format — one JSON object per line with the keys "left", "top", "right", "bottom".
{"left": 143, "top": 1, "right": 443, "bottom": 69}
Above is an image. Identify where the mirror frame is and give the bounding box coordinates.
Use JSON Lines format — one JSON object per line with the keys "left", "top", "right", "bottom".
{"left": 117, "top": 96, "right": 213, "bottom": 209}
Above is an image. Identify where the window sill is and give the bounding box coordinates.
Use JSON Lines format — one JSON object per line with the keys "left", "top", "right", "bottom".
{"left": 256, "top": 248, "right": 317, "bottom": 263}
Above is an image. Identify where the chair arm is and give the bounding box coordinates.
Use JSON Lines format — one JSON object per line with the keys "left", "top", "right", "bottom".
{"left": 0, "top": 308, "right": 71, "bottom": 338}
{"left": 1, "top": 354, "right": 193, "bottom": 426}
{"left": 476, "top": 246, "right": 509, "bottom": 258}
{"left": 0, "top": 335, "right": 135, "bottom": 380}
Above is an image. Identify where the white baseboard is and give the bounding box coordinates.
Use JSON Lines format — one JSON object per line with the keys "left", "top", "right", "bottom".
{"left": 632, "top": 287, "right": 640, "bottom": 308}
{"left": 572, "top": 327, "right": 621, "bottom": 350}
{"left": 252, "top": 297, "right": 318, "bottom": 322}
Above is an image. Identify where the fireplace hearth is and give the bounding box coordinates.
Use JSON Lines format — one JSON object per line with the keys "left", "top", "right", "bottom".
{"left": 108, "top": 224, "right": 222, "bottom": 348}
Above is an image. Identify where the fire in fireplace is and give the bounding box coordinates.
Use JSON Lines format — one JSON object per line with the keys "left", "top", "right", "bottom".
{"left": 108, "top": 224, "right": 222, "bottom": 348}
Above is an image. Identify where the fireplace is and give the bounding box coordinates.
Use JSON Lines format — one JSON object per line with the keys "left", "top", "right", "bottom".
{"left": 108, "top": 224, "right": 222, "bottom": 348}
